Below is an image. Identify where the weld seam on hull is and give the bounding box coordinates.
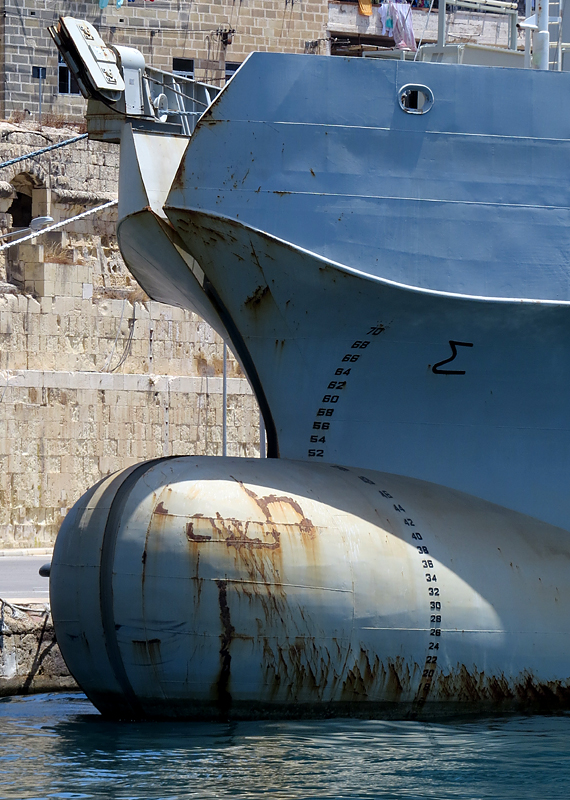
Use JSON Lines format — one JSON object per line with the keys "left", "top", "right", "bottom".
{"left": 207, "top": 578, "right": 353, "bottom": 592}
{"left": 100, "top": 457, "right": 179, "bottom": 717}
{"left": 360, "top": 627, "right": 505, "bottom": 633}
{"left": 218, "top": 187, "right": 570, "bottom": 213}
{"left": 246, "top": 119, "right": 570, "bottom": 144}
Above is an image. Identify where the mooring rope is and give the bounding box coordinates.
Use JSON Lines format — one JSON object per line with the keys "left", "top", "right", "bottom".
{"left": 0, "top": 199, "right": 118, "bottom": 253}
{"left": 0, "top": 133, "right": 88, "bottom": 170}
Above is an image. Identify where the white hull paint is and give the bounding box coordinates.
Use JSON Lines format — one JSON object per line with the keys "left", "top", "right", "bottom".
{"left": 51, "top": 458, "right": 570, "bottom": 719}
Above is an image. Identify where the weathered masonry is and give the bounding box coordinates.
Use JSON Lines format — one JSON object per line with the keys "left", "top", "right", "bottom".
{"left": 0, "top": 123, "right": 261, "bottom": 549}
{"left": 0, "top": 0, "right": 329, "bottom": 121}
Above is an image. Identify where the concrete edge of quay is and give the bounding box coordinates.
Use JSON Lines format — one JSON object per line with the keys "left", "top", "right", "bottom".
{"left": 0, "top": 596, "right": 77, "bottom": 697}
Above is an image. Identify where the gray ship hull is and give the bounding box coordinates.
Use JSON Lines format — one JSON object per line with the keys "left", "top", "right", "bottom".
{"left": 47, "top": 19, "right": 570, "bottom": 717}
{"left": 152, "top": 53, "right": 570, "bottom": 528}
{"left": 152, "top": 208, "right": 570, "bottom": 531}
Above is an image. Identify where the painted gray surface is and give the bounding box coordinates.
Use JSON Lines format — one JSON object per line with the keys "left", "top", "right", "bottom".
{"left": 0, "top": 557, "right": 50, "bottom": 601}
{"left": 127, "top": 53, "right": 570, "bottom": 530}
{"left": 166, "top": 54, "right": 570, "bottom": 302}
{"left": 47, "top": 35, "right": 570, "bottom": 718}
{"left": 51, "top": 457, "right": 570, "bottom": 719}
{"left": 154, "top": 208, "right": 570, "bottom": 531}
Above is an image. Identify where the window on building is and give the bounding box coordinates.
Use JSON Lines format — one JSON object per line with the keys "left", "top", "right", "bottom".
{"left": 172, "top": 58, "right": 194, "bottom": 79}
{"left": 225, "top": 62, "right": 241, "bottom": 83}
{"left": 58, "top": 54, "right": 80, "bottom": 95}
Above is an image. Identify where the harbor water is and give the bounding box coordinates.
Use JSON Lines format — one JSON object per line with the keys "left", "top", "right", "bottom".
{"left": 1, "top": 694, "right": 570, "bottom": 799}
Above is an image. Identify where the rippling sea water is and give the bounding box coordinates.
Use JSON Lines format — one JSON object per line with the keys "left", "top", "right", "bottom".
{"left": 1, "top": 694, "right": 570, "bottom": 800}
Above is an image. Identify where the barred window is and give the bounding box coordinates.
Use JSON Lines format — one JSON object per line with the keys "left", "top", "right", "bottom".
{"left": 172, "top": 58, "right": 194, "bottom": 80}
{"left": 225, "top": 62, "right": 241, "bottom": 83}
{"left": 58, "top": 54, "right": 80, "bottom": 95}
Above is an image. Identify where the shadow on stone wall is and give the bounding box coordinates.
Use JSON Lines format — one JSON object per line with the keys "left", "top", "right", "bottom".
{"left": 0, "top": 599, "right": 76, "bottom": 696}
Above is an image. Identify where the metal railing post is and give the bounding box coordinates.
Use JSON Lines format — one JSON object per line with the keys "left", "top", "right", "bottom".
{"left": 259, "top": 411, "right": 266, "bottom": 459}
{"left": 438, "top": 0, "right": 447, "bottom": 48}
{"left": 510, "top": 9, "right": 518, "bottom": 49}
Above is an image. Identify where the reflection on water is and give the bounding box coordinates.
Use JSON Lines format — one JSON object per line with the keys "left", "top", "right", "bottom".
{"left": 1, "top": 694, "right": 570, "bottom": 799}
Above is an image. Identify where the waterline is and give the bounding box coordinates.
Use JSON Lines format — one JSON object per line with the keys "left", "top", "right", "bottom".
{"left": 1, "top": 693, "right": 569, "bottom": 799}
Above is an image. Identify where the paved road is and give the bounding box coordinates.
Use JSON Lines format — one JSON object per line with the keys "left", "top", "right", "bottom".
{"left": 0, "top": 555, "right": 51, "bottom": 602}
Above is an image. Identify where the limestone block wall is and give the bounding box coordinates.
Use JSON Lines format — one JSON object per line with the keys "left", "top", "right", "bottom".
{"left": 0, "top": 123, "right": 262, "bottom": 550}
{"left": 0, "top": 122, "right": 120, "bottom": 288}
{"left": 0, "top": 289, "right": 261, "bottom": 549}
{"left": 1, "top": 0, "right": 329, "bottom": 122}
{"left": 0, "top": 123, "right": 118, "bottom": 201}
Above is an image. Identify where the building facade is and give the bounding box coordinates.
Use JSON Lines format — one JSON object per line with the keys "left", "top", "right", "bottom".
{"left": 0, "top": 0, "right": 330, "bottom": 121}
{"left": 0, "top": 1, "right": 522, "bottom": 122}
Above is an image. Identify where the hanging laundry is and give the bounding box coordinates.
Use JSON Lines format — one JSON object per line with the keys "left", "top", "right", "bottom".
{"left": 389, "top": 1, "right": 417, "bottom": 51}
{"left": 99, "top": 0, "right": 109, "bottom": 8}
{"left": 358, "top": 0, "right": 373, "bottom": 16}
{"left": 379, "top": 4, "right": 389, "bottom": 36}
{"left": 116, "top": 0, "right": 124, "bottom": 7}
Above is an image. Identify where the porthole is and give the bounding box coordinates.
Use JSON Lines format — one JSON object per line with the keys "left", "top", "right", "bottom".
{"left": 398, "top": 84, "right": 434, "bottom": 115}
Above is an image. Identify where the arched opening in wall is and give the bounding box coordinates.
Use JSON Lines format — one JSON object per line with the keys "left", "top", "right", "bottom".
{"left": 5, "top": 172, "right": 45, "bottom": 288}
{"left": 9, "top": 173, "right": 35, "bottom": 228}
{"left": 10, "top": 192, "right": 32, "bottom": 227}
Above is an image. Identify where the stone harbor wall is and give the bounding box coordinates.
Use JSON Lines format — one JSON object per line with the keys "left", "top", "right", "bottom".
{"left": 0, "top": 122, "right": 119, "bottom": 287}
{"left": 0, "top": 294, "right": 261, "bottom": 548}
{"left": 0, "top": 599, "right": 76, "bottom": 696}
{"left": 0, "top": 122, "right": 262, "bottom": 550}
